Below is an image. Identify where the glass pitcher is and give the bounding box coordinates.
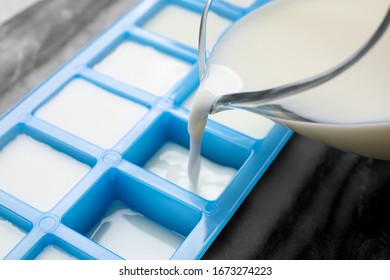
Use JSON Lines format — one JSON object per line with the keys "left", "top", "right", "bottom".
{"left": 190, "top": 0, "right": 390, "bottom": 160}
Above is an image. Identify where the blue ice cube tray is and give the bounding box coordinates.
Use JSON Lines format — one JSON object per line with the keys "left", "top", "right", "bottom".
{"left": 0, "top": 0, "right": 291, "bottom": 259}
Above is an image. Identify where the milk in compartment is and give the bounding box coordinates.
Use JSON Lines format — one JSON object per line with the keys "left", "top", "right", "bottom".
{"left": 224, "top": 0, "right": 257, "bottom": 8}
{"left": 144, "top": 142, "right": 236, "bottom": 200}
{"left": 35, "top": 245, "right": 77, "bottom": 260}
{"left": 86, "top": 200, "right": 184, "bottom": 260}
{"left": 0, "top": 217, "right": 26, "bottom": 259}
{"left": 93, "top": 41, "right": 192, "bottom": 97}
{"left": 35, "top": 79, "right": 149, "bottom": 149}
{"left": 0, "top": 134, "right": 91, "bottom": 211}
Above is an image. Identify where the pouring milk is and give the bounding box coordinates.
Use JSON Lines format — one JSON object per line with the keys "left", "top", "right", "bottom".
{"left": 188, "top": 0, "right": 390, "bottom": 188}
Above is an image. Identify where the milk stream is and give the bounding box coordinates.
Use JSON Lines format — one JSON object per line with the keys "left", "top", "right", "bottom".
{"left": 145, "top": 142, "right": 236, "bottom": 200}
{"left": 188, "top": 0, "right": 390, "bottom": 187}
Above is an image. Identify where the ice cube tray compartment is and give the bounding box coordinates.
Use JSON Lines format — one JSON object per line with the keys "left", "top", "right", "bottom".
{"left": 0, "top": 0, "right": 291, "bottom": 259}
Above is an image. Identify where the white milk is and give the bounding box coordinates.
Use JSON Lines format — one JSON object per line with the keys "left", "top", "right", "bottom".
{"left": 183, "top": 92, "right": 275, "bottom": 139}
{"left": 144, "top": 142, "right": 236, "bottom": 200}
{"left": 224, "top": 0, "right": 256, "bottom": 8}
{"left": 189, "top": 0, "right": 390, "bottom": 185}
{"left": 35, "top": 79, "right": 148, "bottom": 149}
{"left": 35, "top": 245, "right": 77, "bottom": 260}
{"left": 93, "top": 41, "right": 191, "bottom": 96}
{"left": 0, "top": 217, "right": 26, "bottom": 259}
{"left": 87, "top": 200, "right": 184, "bottom": 260}
{"left": 143, "top": 4, "right": 232, "bottom": 50}
{"left": 0, "top": 134, "right": 91, "bottom": 211}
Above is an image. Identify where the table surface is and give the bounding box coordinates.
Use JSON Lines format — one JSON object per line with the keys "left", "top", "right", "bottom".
{"left": 204, "top": 133, "right": 390, "bottom": 259}
{"left": 0, "top": 0, "right": 39, "bottom": 24}
{"left": 1, "top": 1, "right": 390, "bottom": 260}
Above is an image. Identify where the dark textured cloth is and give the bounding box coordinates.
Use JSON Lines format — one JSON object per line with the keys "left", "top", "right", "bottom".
{"left": 203, "top": 134, "right": 390, "bottom": 260}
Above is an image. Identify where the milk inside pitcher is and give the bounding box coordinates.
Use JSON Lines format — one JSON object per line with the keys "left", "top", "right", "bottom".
{"left": 190, "top": 0, "right": 390, "bottom": 161}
